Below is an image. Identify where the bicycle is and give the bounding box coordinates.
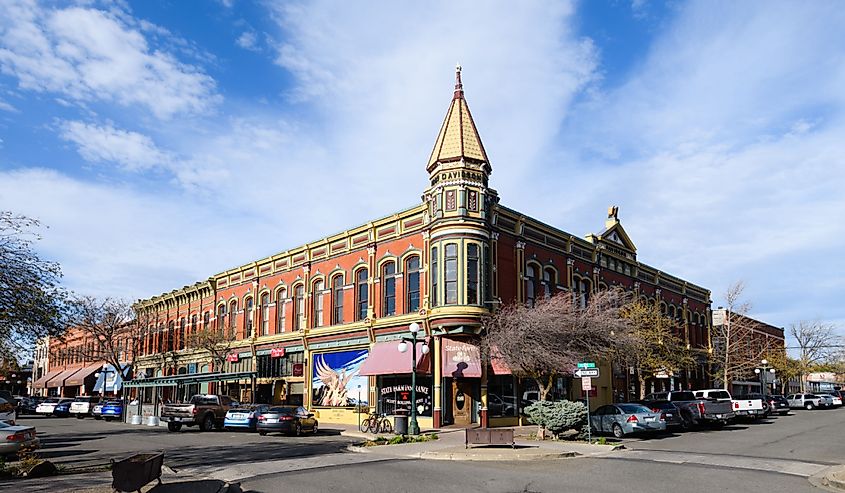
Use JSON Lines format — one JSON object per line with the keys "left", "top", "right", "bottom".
{"left": 360, "top": 412, "right": 393, "bottom": 434}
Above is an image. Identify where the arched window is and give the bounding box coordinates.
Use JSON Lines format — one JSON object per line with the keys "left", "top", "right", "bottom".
{"left": 244, "top": 296, "right": 254, "bottom": 337}
{"left": 190, "top": 314, "right": 198, "bottom": 338}
{"left": 525, "top": 265, "right": 536, "bottom": 307}
{"left": 313, "top": 280, "right": 325, "bottom": 327}
{"left": 382, "top": 262, "right": 396, "bottom": 317}
{"left": 203, "top": 311, "right": 210, "bottom": 332}
{"left": 260, "top": 293, "right": 270, "bottom": 336}
{"left": 466, "top": 244, "right": 480, "bottom": 305}
{"left": 668, "top": 305, "right": 676, "bottom": 320}
{"left": 293, "top": 285, "right": 305, "bottom": 331}
{"left": 167, "top": 321, "right": 175, "bottom": 352}
{"left": 431, "top": 247, "right": 439, "bottom": 307}
{"left": 405, "top": 256, "right": 420, "bottom": 313}
{"left": 229, "top": 300, "right": 238, "bottom": 335}
{"left": 444, "top": 243, "right": 458, "bottom": 305}
{"left": 543, "top": 268, "right": 556, "bottom": 299}
{"left": 574, "top": 277, "right": 591, "bottom": 308}
{"left": 332, "top": 275, "right": 344, "bottom": 325}
{"left": 217, "top": 304, "right": 227, "bottom": 335}
{"left": 276, "top": 288, "right": 287, "bottom": 333}
{"left": 178, "top": 317, "right": 186, "bottom": 350}
{"left": 356, "top": 268, "right": 368, "bottom": 321}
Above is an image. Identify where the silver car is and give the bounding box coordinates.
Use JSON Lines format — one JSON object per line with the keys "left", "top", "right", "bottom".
{"left": 787, "top": 393, "right": 831, "bottom": 410}
{"left": 590, "top": 403, "right": 666, "bottom": 438}
{"left": 0, "top": 421, "right": 39, "bottom": 458}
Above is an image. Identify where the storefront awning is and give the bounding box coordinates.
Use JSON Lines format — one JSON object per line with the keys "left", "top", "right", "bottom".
{"left": 123, "top": 371, "right": 257, "bottom": 388}
{"left": 93, "top": 364, "right": 130, "bottom": 393}
{"left": 33, "top": 370, "right": 62, "bottom": 389}
{"left": 442, "top": 338, "right": 482, "bottom": 378}
{"left": 359, "top": 341, "right": 431, "bottom": 376}
{"left": 46, "top": 367, "right": 83, "bottom": 388}
{"left": 65, "top": 361, "right": 104, "bottom": 387}
{"left": 490, "top": 346, "right": 511, "bottom": 376}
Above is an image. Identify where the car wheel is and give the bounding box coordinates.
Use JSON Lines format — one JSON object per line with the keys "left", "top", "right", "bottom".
{"left": 94, "top": 416, "right": 102, "bottom": 420}
{"left": 679, "top": 414, "right": 691, "bottom": 431}
{"left": 167, "top": 422, "right": 182, "bottom": 432}
{"left": 294, "top": 423, "right": 302, "bottom": 437}
{"left": 76, "top": 414, "right": 84, "bottom": 419}
{"left": 612, "top": 423, "right": 624, "bottom": 439}
{"left": 312, "top": 422, "right": 318, "bottom": 434}
{"left": 805, "top": 402, "right": 815, "bottom": 410}
{"left": 201, "top": 415, "right": 214, "bottom": 432}
{"left": 258, "top": 430, "right": 267, "bottom": 436}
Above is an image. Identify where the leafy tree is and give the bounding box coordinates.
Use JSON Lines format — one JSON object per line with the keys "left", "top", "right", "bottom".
{"left": 483, "top": 287, "right": 631, "bottom": 435}
{"left": 0, "top": 212, "right": 71, "bottom": 360}
{"left": 763, "top": 349, "right": 801, "bottom": 395}
{"left": 619, "top": 298, "right": 693, "bottom": 398}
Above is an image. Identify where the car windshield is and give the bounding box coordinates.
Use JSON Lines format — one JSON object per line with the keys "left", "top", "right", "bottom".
{"left": 706, "top": 391, "right": 731, "bottom": 399}
{"left": 189, "top": 395, "right": 218, "bottom": 405}
{"left": 43, "top": 398, "right": 59, "bottom": 404}
{"left": 672, "top": 392, "right": 696, "bottom": 401}
{"left": 268, "top": 406, "right": 297, "bottom": 414}
{"left": 649, "top": 401, "right": 674, "bottom": 409}
{"left": 618, "top": 404, "right": 653, "bottom": 414}
{"left": 105, "top": 401, "right": 121, "bottom": 406}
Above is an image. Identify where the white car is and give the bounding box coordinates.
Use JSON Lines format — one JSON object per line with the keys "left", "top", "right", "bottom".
{"left": 35, "top": 397, "right": 63, "bottom": 415}
{"left": 70, "top": 396, "right": 101, "bottom": 418}
{"left": 818, "top": 393, "right": 843, "bottom": 406}
{"left": 787, "top": 393, "right": 830, "bottom": 410}
{"left": 0, "top": 397, "right": 16, "bottom": 424}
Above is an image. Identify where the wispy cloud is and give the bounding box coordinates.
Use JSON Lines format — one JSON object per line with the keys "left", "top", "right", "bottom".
{"left": 0, "top": 0, "right": 220, "bottom": 119}
{"left": 236, "top": 31, "right": 259, "bottom": 51}
{"left": 58, "top": 120, "right": 174, "bottom": 172}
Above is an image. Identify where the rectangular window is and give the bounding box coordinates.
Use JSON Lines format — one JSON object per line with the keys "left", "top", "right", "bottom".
{"left": 466, "top": 243, "right": 479, "bottom": 305}
{"left": 445, "top": 243, "right": 458, "bottom": 305}
{"left": 431, "top": 247, "right": 438, "bottom": 307}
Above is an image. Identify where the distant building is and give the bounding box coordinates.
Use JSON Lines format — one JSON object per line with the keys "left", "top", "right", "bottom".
{"left": 125, "top": 68, "right": 713, "bottom": 428}
{"left": 30, "top": 337, "right": 50, "bottom": 396}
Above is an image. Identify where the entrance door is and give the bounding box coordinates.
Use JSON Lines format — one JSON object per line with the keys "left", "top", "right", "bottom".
{"left": 452, "top": 380, "right": 473, "bottom": 426}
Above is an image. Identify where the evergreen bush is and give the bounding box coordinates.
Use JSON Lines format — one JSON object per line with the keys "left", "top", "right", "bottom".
{"left": 524, "top": 400, "right": 588, "bottom": 438}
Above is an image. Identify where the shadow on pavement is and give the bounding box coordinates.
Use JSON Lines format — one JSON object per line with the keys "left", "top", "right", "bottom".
{"left": 149, "top": 479, "right": 236, "bottom": 493}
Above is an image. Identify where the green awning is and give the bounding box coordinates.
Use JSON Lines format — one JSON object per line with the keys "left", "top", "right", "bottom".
{"left": 123, "top": 371, "right": 256, "bottom": 388}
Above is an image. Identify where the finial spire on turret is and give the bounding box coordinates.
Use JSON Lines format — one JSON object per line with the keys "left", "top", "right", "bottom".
{"left": 454, "top": 63, "right": 463, "bottom": 99}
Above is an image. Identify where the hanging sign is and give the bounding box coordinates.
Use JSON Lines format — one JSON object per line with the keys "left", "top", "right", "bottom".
{"left": 270, "top": 348, "right": 286, "bottom": 358}
{"left": 226, "top": 353, "right": 239, "bottom": 363}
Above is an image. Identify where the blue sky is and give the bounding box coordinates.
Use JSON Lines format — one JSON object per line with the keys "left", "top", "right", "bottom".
{"left": 1, "top": 0, "right": 843, "bottom": 343}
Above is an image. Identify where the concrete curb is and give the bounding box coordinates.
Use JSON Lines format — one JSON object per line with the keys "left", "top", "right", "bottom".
{"left": 809, "top": 465, "right": 845, "bottom": 492}
{"left": 345, "top": 444, "right": 580, "bottom": 461}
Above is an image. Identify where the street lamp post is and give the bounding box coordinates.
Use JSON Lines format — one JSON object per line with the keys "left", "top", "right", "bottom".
{"left": 754, "top": 359, "right": 776, "bottom": 399}
{"left": 398, "top": 322, "right": 429, "bottom": 436}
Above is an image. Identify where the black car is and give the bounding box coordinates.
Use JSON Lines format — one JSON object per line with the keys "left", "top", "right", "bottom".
{"left": 765, "top": 395, "right": 790, "bottom": 416}
{"left": 256, "top": 406, "right": 318, "bottom": 436}
{"left": 644, "top": 400, "right": 687, "bottom": 430}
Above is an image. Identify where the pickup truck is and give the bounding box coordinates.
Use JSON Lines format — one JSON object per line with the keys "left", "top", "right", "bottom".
{"left": 644, "top": 390, "right": 735, "bottom": 428}
{"left": 161, "top": 394, "right": 237, "bottom": 432}
{"left": 694, "top": 389, "right": 764, "bottom": 420}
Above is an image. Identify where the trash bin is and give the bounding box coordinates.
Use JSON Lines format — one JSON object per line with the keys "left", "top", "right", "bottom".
{"left": 393, "top": 409, "right": 409, "bottom": 435}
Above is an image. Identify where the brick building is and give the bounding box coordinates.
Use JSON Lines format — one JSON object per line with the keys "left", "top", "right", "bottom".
{"left": 128, "top": 68, "right": 712, "bottom": 428}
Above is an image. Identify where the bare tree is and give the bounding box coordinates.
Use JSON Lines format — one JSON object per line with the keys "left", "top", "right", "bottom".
{"left": 711, "top": 281, "right": 770, "bottom": 390}
{"left": 484, "top": 288, "right": 631, "bottom": 403}
{"left": 790, "top": 320, "right": 842, "bottom": 391}
{"left": 619, "top": 299, "right": 694, "bottom": 399}
{"left": 0, "top": 212, "right": 72, "bottom": 359}
{"left": 187, "top": 321, "right": 237, "bottom": 372}
{"left": 71, "top": 296, "right": 147, "bottom": 382}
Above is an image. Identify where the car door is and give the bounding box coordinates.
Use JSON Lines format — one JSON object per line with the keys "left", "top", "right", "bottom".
{"left": 591, "top": 406, "right": 606, "bottom": 432}
{"left": 295, "top": 407, "right": 310, "bottom": 430}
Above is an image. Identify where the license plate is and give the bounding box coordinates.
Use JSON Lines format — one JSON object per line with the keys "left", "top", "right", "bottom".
{"left": 233, "top": 414, "right": 246, "bottom": 419}
{"left": 645, "top": 417, "right": 655, "bottom": 422}
{"left": 666, "top": 413, "right": 673, "bottom": 417}
{"left": 716, "top": 414, "right": 723, "bottom": 418}
{"left": 264, "top": 418, "right": 277, "bottom": 423}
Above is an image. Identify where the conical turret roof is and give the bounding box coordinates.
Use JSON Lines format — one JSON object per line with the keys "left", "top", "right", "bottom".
{"left": 427, "top": 66, "right": 490, "bottom": 173}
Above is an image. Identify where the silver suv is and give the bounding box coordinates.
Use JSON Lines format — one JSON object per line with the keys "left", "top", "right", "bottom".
{"left": 787, "top": 393, "right": 832, "bottom": 410}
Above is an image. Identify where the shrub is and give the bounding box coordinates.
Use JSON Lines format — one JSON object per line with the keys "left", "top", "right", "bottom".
{"left": 523, "top": 400, "right": 588, "bottom": 438}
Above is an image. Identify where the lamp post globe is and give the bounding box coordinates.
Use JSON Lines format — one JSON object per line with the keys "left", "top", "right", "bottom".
{"left": 761, "top": 359, "right": 768, "bottom": 366}
{"left": 754, "top": 369, "right": 761, "bottom": 374}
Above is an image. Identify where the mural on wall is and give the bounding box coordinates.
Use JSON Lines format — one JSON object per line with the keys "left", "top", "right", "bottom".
{"left": 312, "top": 349, "right": 369, "bottom": 407}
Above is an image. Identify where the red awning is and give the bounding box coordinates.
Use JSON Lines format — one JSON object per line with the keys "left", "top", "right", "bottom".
{"left": 359, "top": 340, "right": 431, "bottom": 376}
{"left": 490, "top": 346, "right": 511, "bottom": 375}
{"left": 33, "top": 370, "right": 62, "bottom": 389}
{"left": 442, "top": 338, "right": 482, "bottom": 378}
{"left": 65, "top": 361, "right": 105, "bottom": 387}
{"left": 46, "top": 367, "right": 83, "bottom": 388}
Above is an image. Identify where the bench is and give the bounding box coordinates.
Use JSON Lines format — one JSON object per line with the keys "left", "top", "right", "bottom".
{"left": 465, "top": 428, "right": 515, "bottom": 449}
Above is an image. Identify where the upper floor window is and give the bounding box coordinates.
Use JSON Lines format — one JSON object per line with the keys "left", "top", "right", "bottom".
{"left": 466, "top": 244, "right": 480, "bottom": 305}
{"left": 167, "top": 321, "right": 175, "bottom": 352}
{"left": 293, "top": 285, "right": 305, "bottom": 331}
{"left": 543, "top": 268, "right": 555, "bottom": 299}
{"left": 245, "top": 297, "right": 254, "bottom": 337}
{"left": 525, "top": 265, "right": 536, "bottom": 307}
{"left": 574, "top": 277, "right": 591, "bottom": 308}
{"left": 203, "top": 311, "right": 210, "bottom": 332}
{"left": 313, "top": 280, "right": 325, "bottom": 327}
{"left": 332, "top": 275, "right": 344, "bottom": 325}
{"left": 178, "top": 317, "right": 186, "bottom": 350}
{"left": 444, "top": 243, "right": 458, "bottom": 305}
{"left": 356, "top": 268, "right": 368, "bottom": 321}
{"left": 260, "top": 293, "right": 270, "bottom": 336}
{"left": 406, "top": 256, "right": 420, "bottom": 313}
{"left": 229, "top": 300, "right": 238, "bottom": 333}
{"left": 431, "top": 247, "right": 439, "bottom": 307}
{"left": 190, "top": 314, "right": 198, "bottom": 337}
{"left": 382, "top": 262, "right": 396, "bottom": 317}
{"left": 276, "top": 288, "right": 287, "bottom": 333}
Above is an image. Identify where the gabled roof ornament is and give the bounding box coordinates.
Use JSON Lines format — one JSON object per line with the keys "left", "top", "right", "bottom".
{"left": 454, "top": 63, "right": 463, "bottom": 99}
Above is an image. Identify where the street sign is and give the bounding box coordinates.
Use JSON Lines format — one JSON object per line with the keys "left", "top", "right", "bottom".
{"left": 577, "top": 362, "right": 596, "bottom": 369}
{"left": 574, "top": 368, "right": 600, "bottom": 378}
{"left": 581, "top": 377, "right": 592, "bottom": 391}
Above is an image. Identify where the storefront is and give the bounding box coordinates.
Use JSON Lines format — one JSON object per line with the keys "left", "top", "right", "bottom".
{"left": 224, "top": 351, "right": 254, "bottom": 403}
{"left": 440, "top": 337, "right": 482, "bottom": 427}
{"left": 64, "top": 361, "right": 105, "bottom": 396}
{"left": 255, "top": 346, "right": 306, "bottom": 405}
{"left": 358, "top": 340, "right": 433, "bottom": 421}
{"left": 32, "top": 370, "right": 62, "bottom": 397}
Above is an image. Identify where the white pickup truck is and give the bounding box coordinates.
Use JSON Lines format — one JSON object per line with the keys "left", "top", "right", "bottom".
{"left": 694, "top": 389, "right": 764, "bottom": 420}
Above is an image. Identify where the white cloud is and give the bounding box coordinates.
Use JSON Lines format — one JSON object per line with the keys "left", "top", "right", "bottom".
{"left": 58, "top": 120, "right": 174, "bottom": 172}
{"left": 0, "top": 0, "right": 220, "bottom": 119}
{"left": 0, "top": 98, "right": 17, "bottom": 112}
{"left": 236, "top": 31, "right": 259, "bottom": 51}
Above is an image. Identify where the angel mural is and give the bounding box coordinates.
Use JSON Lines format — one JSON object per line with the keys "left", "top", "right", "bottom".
{"left": 312, "top": 350, "right": 368, "bottom": 407}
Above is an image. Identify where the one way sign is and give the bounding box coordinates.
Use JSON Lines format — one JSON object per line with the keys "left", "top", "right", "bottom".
{"left": 574, "top": 368, "right": 600, "bottom": 378}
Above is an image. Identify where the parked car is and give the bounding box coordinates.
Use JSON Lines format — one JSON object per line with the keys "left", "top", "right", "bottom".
{"left": 161, "top": 394, "right": 237, "bottom": 432}
{"left": 764, "top": 395, "right": 790, "bottom": 416}
{"left": 17, "top": 397, "right": 41, "bottom": 416}
{"left": 644, "top": 391, "right": 734, "bottom": 427}
{"left": 53, "top": 399, "right": 72, "bottom": 417}
{"left": 787, "top": 393, "right": 829, "bottom": 410}
{"left": 256, "top": 406, "right": 318, "bottom": 436}
{"left": 0, "top": 397, "right": 16, "bottom": 424}
{"left": 694, "top": 389, "right": 764, "bottom": 420}
{"left": 35, "top": 398, "right": 73, "bottom": 416}
{"left": 70, "top": 396, "right": 102, "bottom": 418}
{"left": 817, "top": 393, "right": 843, "bottom": 407}
{"left": 100, "top": 401, "right": 123, "bottom": 421}
{"left": 0, "top": 421, "right": 39, "bottom": 458}
{"left": 488, "top": 394, "right": 517, "bottom": 417}
{"left": 0, "top": 390, "right": 13, "bottom": 403}
{"left": 590, "top": 403, "right": 666, "bottom": 438}
{"left": 224, "top": 404, "right": 270, "bottom": 431}
{"left": 92, "top": 401, "right": 104, "bottom": 419}
{"left": 644, "top": 400, "right": 686, "bottom": 430}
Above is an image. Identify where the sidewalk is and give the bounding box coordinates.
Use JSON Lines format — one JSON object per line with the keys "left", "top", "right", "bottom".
{"left": 810, "top": 465, "right": 845, "bottom": 491}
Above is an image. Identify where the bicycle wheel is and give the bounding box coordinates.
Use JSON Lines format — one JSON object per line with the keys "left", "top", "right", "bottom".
{"left": 359, "top": 417, "right": 371, "bottom": 433}
{"left": 379, "top": 418, "right": 393, "bottom": 434}
{"left": 363, "top": 416, "right": 377, "bottom": 434}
